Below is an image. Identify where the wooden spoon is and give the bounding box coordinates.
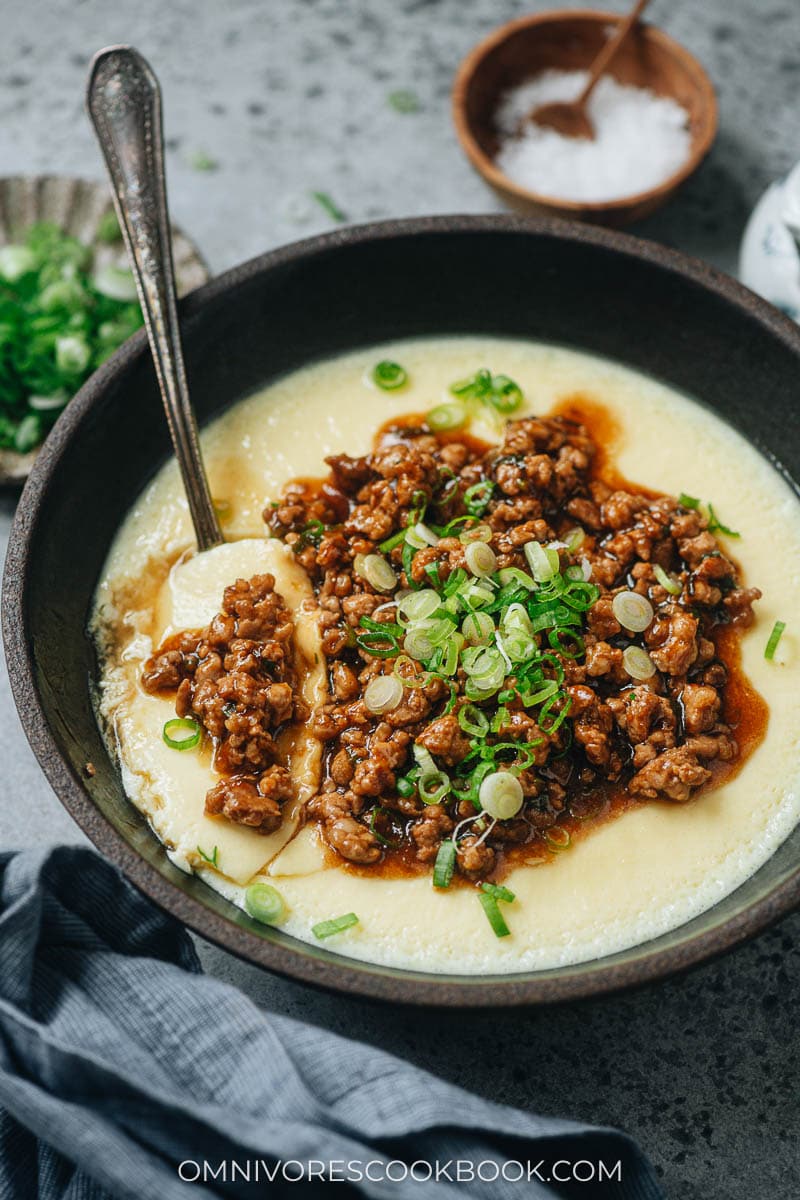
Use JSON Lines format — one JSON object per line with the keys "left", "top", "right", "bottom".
{"left": 528, "top": 0, "right": 651, "bottom": 140}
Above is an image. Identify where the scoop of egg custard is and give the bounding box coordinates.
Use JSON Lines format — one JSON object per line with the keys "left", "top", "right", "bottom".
{"left": 136, "top": 538, "right": 327, "bottom": 884}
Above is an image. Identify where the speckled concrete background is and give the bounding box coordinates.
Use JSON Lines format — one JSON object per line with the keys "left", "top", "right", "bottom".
{"left": 0, "top": 1, "right": 797, "bottom": 1196}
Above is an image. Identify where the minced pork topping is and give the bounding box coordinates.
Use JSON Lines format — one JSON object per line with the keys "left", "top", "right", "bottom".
{"left": 143, "top": 395, "right": 761, "bottom": 888}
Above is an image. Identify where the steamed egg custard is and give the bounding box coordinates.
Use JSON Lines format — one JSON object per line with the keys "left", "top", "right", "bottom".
{"left": 91, "top": 337, "right": 800, "bottom": 974}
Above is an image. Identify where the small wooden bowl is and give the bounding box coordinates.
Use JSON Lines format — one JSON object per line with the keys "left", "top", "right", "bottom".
{"left": 452, "top": 9, "right": 718, "bottom": 227}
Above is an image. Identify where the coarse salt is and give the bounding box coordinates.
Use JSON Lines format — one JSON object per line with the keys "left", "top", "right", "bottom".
{"left": 494, "top": 69, "right": 692, "bottom": 204}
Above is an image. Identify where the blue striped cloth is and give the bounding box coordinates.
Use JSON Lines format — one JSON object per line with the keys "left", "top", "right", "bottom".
{"left": 0, "top": 847, "right": 663, "bottom": 1199}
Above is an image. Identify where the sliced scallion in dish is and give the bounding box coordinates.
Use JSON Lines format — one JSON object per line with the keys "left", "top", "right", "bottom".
{"left": 678, "top": 492, "right": 700, "bottom": 509}
{"left": 653, "top": 563, "right": 682, "bottom": 595}
{"left": 312, "top": 912, "right": 360, "bottom": 939}
{"left": 427, "top": 401, "right": 466, "bottom": 431}
{"left": 478, "top": 891, "right": 511, "bottom": 938}
{"left": 765, "top": 620, "right": 786, "bottom": 661}
{"left": 433, "top": 840, "right": 456, "bottom": 889}
{"left": 162, "top": 717, "right": 201, "bottom": 750}
{"left": 706, "top": 503, "right": 740, "bottom": 538}
{"left": 371, "top": 359, "right": 408, "bottom": 390}
{"left": 480, "top": 881, "right": 515, "bottom": 904}
{"left": 244, "top": 883, "right": 286, "bottom": 926}
{"left": 196, "top": 845, "right": 219, "bottom": 867}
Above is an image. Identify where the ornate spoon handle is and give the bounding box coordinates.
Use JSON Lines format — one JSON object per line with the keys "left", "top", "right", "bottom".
{"left": 87, "top": 45, "right": 222, "bottom": 551}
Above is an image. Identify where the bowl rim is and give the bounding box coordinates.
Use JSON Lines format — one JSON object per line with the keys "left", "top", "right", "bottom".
{"left": 451, "top": 7, "right": 719, "bottom": 215}
{"left": 4, "top": 212, "right": 800, "bottom": 1007}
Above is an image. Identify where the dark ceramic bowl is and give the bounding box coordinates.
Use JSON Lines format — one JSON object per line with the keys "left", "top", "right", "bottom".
{"left": 4, "top": 216, "right": 800, "bottom": 1006}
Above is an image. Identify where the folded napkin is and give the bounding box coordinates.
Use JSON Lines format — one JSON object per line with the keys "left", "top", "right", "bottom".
{"left": 0, "top": 846, "right": 663, "bottom": 1199}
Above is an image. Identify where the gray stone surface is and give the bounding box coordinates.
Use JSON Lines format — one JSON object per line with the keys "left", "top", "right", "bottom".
{"left": 0, "top": 1, "right": 798, "bottom": 1196}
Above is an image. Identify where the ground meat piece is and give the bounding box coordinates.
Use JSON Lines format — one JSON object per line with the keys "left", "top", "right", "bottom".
{"left": 415, "top": 715, "right": 471, "bottom": 766}
{"left": 141, "top": 636, "right": 199, "bottom": 691}
{"left": 585, "top": 641, "right": 624, "bottom": 678}
{"left": 723, "top": 587, "right": 761, "bottom": 628}
{"left": 410, "top": 805, "right": 454, "bottom": 862}
{"left": 324, "top": 453, "right": 373, "bottom": 494}
{"left": 330, "top": 748, "right": 354, "bottom": 786}
{"left": 567, "top": 684, "right": 614, "bottom": 767}
{"left": 566, "top": 495, "right": 603, "bottom": 530}
{"left": 351, "top": 749, "right": 397, "bottom": 798}
{"left": 456, "top": 834, "right": 495, "bottom": 879}
{"left": 384, "top": 687, "right": 432, "bottom": 728}
{"left": 681, "top": 684, "right": 720, "bottom": 735}
{"left": 204, "top": 766, "right": 292, "bottom": 833}
{"left": 601, "top": 491, "right": 647, "bottom": 530}
{"left": 647, "top": 608, "right": 699, "bottom": 676}
{"left": 684, "top": 732, "right": 737, "bottom": 761}
{"left": 612, "top": 688, "right": 676, "bottom": 756}
{"left": 630, "top": 747, "right": 711, "bottom": 802}
{"left": 331, "top": 661, "right": 360, "bottom": 700}
{"left": 586, "top": 595, "right": 621, "bottom": 639}
{"left": 678, "top": 531, "right": 717, "bottom": 566}
{"left": 309, "top": 791, "right": 381, "bottom": 864}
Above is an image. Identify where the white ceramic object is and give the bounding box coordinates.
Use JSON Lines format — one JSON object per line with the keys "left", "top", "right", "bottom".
{"left": 0, "top": 174, "right": 209, "bottom": 484}
{"left": 739, "top": 160, "right": 800, "bottom": 322}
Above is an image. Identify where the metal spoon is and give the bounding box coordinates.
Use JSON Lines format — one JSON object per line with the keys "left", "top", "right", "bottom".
{"left": 86, "top": 46, "right": 222, "bottom": 551}
{"left": 528, "top": 0, "right": 651, "bottom": 140}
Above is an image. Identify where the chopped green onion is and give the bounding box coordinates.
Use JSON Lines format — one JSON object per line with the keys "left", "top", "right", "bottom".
{"left": 371, "top": 359, "right": 407, "bottom": 390}
{"left": 396, "top": 775, "right": 416, "bottom": 798}
{"left": 480, "top": 881, "right": 515, "bottom": 903}
{"left": 465, "top": 540, "right": 497, "bottom": 578}
{"left": 427, "top": 401, "right": 466, "bottom": 431}
{"left": 433, "top": 840, "right": 456, "bottom": 888}
{"left": 765, "top": 620, "right": 786, "bottom": 661}
{"left": 679, "top": 492, "right": 700, "bottom": 509}
{"left": 459, "top": 523, "right": 493, "bottom": 544}
{"left": 464, "top": 480, "right": 494, "bottom": 516}
{"left": 419, "top": 771, "right": 451, "bottom": 804}
{"left": 462, "top": 611, "right": 495, "bottom": 645}
{"left": 364, "top": 673, "right": 404, "bottom": 714}
{"left": 612, "top": 590, "right": 654, "bottom": 633}
{"left": 312, "top": 912, "right": 359, "bottom": 939}
{"left": 458, "top": 703, "right": 490, "bottom": 738}
{"left": 479, "top": 770, "right": 524, "bottom": 820}
{"left": 245, "top": 882, "right": 286, "bottom": 925}
{"left": 653, "top": 563, "right": 682, "bottom": 595}
{"left": 544, "top": 826, "right": 571, "bottom": 852}
{"left": 707, "top": 503, "right": 740, "bottom": 538}
{"left": 388, "top": 88, "right": 420, "bottom": 113}
{"left": 369, "top": 806, "right": 398, "bottom": 848}
{"left": 162, "top": 718, "right": 201, "bottom": 750}
{"left": 379, "top": 527, "right": 407, "bottom": 553}
{"left": 478, "top": 892, "right": 511, "bottom": 937}
{"left": 524, "top": 541, "right": 559, "bottom": 581}
{"left": 354, "top": 552, "right": 397, "bottom": 592}
{"left": 196, "top": 845, "right": 218, "bottom": 867}
{"left": 311, "top": 190, "right": 346, "bottom": 222}
{"left": 355, "top": 629, "right": 400, "bottom": 658}
{"left": 622, "top": 645, "right": 656, "bottom": 680}
{"left": 189, "top": 149, "right": 219, "bottom": 171}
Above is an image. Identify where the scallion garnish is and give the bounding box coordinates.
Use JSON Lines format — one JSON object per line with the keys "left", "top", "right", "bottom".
{"left": 312, "top": 912, "right": 359, "bottom": 939}
{"left": 678, "top": 492, "right": 700, "bottom": 509}
{"left": 478, "top": 891, "right": 511, "bottom": 938}
{"left": 433, "top": 840, "right": 456, "bottom": 888}
{"left": 311, "top": 190, "right": 346, "bottom": 222}
{"left": 765, "top": 620, "right": 786, "bottom": 661}
{"left": 245, "top": 882, "right": 286, "bottom": 926}
{"left": 451, "top": 369, "right": 523, "bottom": 416}
{"left": 464, "top": 480, "right": 495, "bottom": 516}
{"left": 706, "top": 503, "right": 740, "bottom": 538}
{"left": 196, "top": 845, "right": 219, "bottom": 867}
{"left": 387, "top": 89, "right": 420, "bottom": 113}
{"left": 653, "top": 563, "right": 682, "bottom": 595}
{"left": 162, "top": 718, "right": 201, "bottom": 750}
{"left": 480, "top": 881, "right": 515, "bottom": 903}
{"left": 371, "top": 359, "right": 407, "bottom": 390}
{"left": 427, "top": 401, "right": 466, "bottom": 431}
